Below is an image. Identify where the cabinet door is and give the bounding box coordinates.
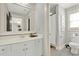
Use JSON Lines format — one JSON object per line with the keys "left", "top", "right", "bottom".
{"left": 0, "top": 45, "right": 11, "bottom": 56}
{"left": 35, "top": 39, "right": 43, "bottom": 56}
{"left": 11, "top": 40, "right": 35, "bottom": 56}
{"left": 25, "top": 40, "right": 35, "bottom": 56}
{"left": 11, "top": 40, "right": 37, "bottom": 56}
{"left": 11, "top": 42, "right": 26, "bottom": 56}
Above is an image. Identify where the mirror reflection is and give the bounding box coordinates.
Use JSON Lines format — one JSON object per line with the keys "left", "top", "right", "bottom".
{"left": 6, "top": 3, "right": 31, "bottom": 32}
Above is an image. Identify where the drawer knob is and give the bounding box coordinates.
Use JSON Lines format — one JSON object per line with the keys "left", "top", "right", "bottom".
{"left": 24, "top": 44, "right": 27, "bottom": 46}
{"left": 1, "top": 49, "right": 5, "bottom": 51}
{"left": 23, "top": 48, "right": 28, "bottom": 51}
{"left": 26, "top": 48, "right": 28, "bottom": 50}
{"left": 23, "top": 49, "right": 25, "bottom": 51}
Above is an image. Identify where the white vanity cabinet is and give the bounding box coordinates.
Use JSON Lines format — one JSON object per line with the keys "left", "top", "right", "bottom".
{"left": 0, "top": 35, "right": 43, "bottom": 56}
{"left": 0, "top": 45, "right": 11, "bottom": 56}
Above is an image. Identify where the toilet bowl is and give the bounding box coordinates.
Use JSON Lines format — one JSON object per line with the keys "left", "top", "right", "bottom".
{"left": 69, "top": 42, "right": 79, "bottom": 54}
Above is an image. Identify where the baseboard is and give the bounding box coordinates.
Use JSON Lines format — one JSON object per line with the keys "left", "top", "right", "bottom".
{"left": 56, "top": 44, "right": 65, "bottom": 50}
{"left": 50, "top": 43, "right": 56, "bottom": 47}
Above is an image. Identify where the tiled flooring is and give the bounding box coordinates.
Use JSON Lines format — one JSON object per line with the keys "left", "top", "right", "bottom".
{"left": 50, "top": 47, "right": 79, "bottom": 56}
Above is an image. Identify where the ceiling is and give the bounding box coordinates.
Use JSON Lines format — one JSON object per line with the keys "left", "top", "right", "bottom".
{"left": 59, "top": 3, "right": 79, "bottom": 9}
{"left": 50, "top": 3, "right": 79, "bottom": 9}
{"left": 50, "top": 3, "right": 79, "bottom": 13}
{"left": 7, "top": 3, "right": 79, "bottom": 16}
{"left": 7, "top": 3, "right": 31, "bottom": 16}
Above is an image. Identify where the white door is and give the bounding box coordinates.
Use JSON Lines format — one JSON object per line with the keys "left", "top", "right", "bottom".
{"left": 0, "top": 45, "right": 11, "bottom": 56}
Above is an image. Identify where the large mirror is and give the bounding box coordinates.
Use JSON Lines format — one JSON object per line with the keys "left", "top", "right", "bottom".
{"left": 0, "top": 3, "right": 31, "bottom": 32}
{"left": 7, "top": 3, "right": 31, "bottom": 32}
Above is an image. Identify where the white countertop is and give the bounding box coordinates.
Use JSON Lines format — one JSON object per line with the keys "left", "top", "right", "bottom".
{"left": 0, "top": 34, "right": 43, "bottom": 46}
{"left": 0, "top": 31, "right": 35, "bottom": 36}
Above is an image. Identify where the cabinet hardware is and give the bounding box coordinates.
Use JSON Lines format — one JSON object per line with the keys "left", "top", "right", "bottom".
{"left": 23, "top": 49, "right": 25, "bottom": 51}
{"left": 1, "top": 49, "right": 5, "bottom": 51}
{"left": 24, "top": 44, "right": 27, "bottom": 46}
{"left": 25, "top": 48, "right": 28, "bottom": 50}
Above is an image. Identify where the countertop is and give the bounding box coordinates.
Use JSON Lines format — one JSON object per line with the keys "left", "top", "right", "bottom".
{"left": 0, "top": 34, "right": 43, "bottom": 46}
{"left": 0, "top": 31, "right": 35, "bottom": 36}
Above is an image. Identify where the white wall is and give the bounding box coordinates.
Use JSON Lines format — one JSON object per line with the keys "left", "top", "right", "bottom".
{"left": 29, "top": 4, "right": 36, "bottom": 32}
{"left": 34, "top": 4, "right": 45, "bottom": 33}
{"left": 30, "top": 3, "right": 50, "bottom": 56}
{"left": 30, "top": 3, "right": 45, "bottom": 33}
{"left": 56, "top": 5, "right": 65, "bottom": 50}
{"left": 30, "top": 3, "right": 49, "bottom": 33}
{"left": 0, "top": 4, "right": 9, "bottom": 32}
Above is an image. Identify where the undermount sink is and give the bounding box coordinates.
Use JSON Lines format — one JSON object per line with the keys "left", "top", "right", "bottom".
{"left": 29, "top": 33, "right": 38, "bottom": 37}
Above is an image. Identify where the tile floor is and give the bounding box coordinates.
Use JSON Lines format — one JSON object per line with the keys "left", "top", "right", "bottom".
{"left": 50, "top": 46, "right": 79, "bottom": 56}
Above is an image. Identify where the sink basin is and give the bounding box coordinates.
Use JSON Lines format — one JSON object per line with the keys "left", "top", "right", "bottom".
{"left": 29, "top": 33, "right": 38, "bottom": 37}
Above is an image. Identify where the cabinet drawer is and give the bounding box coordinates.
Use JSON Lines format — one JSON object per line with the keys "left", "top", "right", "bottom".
{"left": 12, "top": 40, "right": 34, "bottom": 48}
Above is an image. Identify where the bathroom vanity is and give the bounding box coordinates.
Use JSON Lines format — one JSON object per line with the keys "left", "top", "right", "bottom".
{"left": 0, "top": 32, "right": 43, "bottom": 56}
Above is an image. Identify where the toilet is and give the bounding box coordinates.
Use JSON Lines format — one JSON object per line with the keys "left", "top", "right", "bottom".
{"left": 69, "top": 42, "right": 79, "bottom": 54}
{"left": 69, "top": 35, "right": 79, "bottom": 54}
